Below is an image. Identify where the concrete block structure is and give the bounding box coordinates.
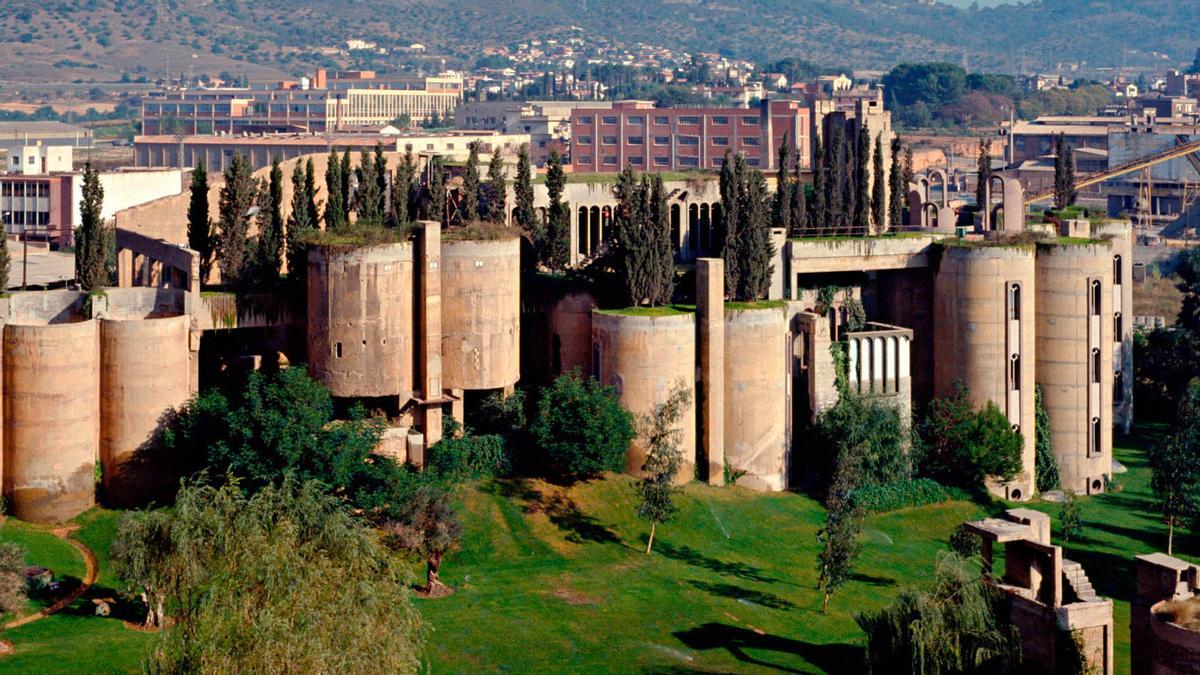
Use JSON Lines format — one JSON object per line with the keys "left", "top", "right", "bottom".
{"left": 1132, "top": 553, "right": 1200, "bottom": 674}
{"left": 966, "top": 510, "right": 1114, "bottom": 674}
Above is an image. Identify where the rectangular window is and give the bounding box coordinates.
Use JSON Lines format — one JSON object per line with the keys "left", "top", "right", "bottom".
{"left": 628, "top": 136, "right": 644, "bottom": 145}
{"left": 654, "top": 116, "right": 669, "bottom": 125}
{"left": 627, "top": 116, "right": 644, "bottom": 125}
{"left": 602, "top": 115, "right": 618, "bottom": 125}
{"left": 654, "top": 136, "right": 670, "bottom": 146}
{"left": 578, "top": 155, "right": 592, "bottom": 164}
{"left": 678, "top": 136, "right": 700, "bottom": 146}
{"left": 630, "top": 156, "right": 644, "bottom": 165}
{"left": 746, "top": 158, "right": 760, "bottom": 167}
{"left": 679, "top": 156, "right": 699, "bottom": 167}
{"left": 654, "top": 156, "right": 670, "bottom": 166}
{"left": 679, "top": 116, "right": 701, "bottom": 125}
{"left": 741, "top": 137, "right": 759, "bottom": 146}
{"left": 602, "top": 136, "right": 618, "bottom": 145}
{"left": 742, "top": 116, "right": 760, "bottom": 125}
{"left": 577, "top": 136, "right": 592, "bottom": 145}
{"left": 579, "top": 116, "right": 593, "bottom": 124}
{"left": 712, "top": 116, "right": 729, "bottom": 125}
{"left": 712, "top": 137, "right": 729, "bottom": 146}
{"left": 603, "top": 155, "right": 618, "bottom": 165}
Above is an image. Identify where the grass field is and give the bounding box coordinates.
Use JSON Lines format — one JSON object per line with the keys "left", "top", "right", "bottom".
{"left": 0, "top": 425, "right": 1191, "bottom": 673}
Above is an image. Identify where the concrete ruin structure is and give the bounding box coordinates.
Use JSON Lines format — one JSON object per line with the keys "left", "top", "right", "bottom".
{"left": 965, "top": 510, "right": 1114, "bottom": 674}
{"left": 1132, "top": 553, "right": 1200, "bottom": 674}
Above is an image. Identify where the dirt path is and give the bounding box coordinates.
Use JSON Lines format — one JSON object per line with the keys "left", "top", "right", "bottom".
{"left": 4, "top": 531, "right": 99, "bottom": 630}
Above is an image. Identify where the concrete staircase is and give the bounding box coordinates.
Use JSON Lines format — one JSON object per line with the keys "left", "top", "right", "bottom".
{"left": 1062, "top": 558, "right": 1099, "bottom": 602}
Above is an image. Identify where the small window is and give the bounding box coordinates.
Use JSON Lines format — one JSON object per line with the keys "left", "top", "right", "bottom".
{"left": 654, "top": 116, "right": 669, "bottom": 125}
{"left": 579, "top": 115, "right": 594, "bottom": 124}
{"left": 654, "top": 136, "right": 670, "bottom": 146}
{"left": 654, "top": 156, "right": 670, "bottom": 166}
{"left": 1090, "top": 417, "right": 1101, "bottom": 456}
{"left": 334, "top": 342, "right": 343, "bottom": 358}
{"left": 712, "top": 116, "right": 729, "bottom": 125}
{"left": 1008, "top": 283, "right": 1022, "bottom": 321}
{"left": 746, "top": 158, "right": 761, "bottom": 167}
{"left": 712, "top": 137, "right": 729, "bottom": 146}
{"left": 1114, "top": 371, "right": 1125, "bottom": 402}
{"left": 1090, "top": 280, "right": 1102, "bottom": 316}
{"left": 1010, "top": 354, "right": 1021, "bottom": 391}
{"left": 630, "top": 156, "right": 644, "bottom": 166}
{"left": 742, "top": 116, "right": 760, "bottom": 125}
{"left": 741, "top": 137, "right": 759, "bottom": 146}
{"left": 602, "top": 136, "right": 618, "bottom": 145}
{"left": 627, "top": 116, "right": 644, "bottom": 125}
{"left": 601, "top": 115, "right": 618, "bottom": 125}
{"left": 679, "top": 116, "right": 701, "bottom": 125}
{"left": 628, "top": 136, "right": 644, "bottom": 145}
{"left": 577, "top": 136, "right": 592, "bottom": 145}
{"left": 679, "top": 156, "right": 699, "bottom": 167}
{"left": 602, "top": 155, "right": 618, "bottom": 165}
{"left": 578, "top": 155, "right": 592, "bottom": 164}
{"left": 1114, "top": 312, "right": 1123, "bottom": 338}
{"left": 1113, "top": 255, "right": 1123, "bottom": 284}
{"left": 1092, "top": 348, "right": 1101, "bottom": 384}
{"left": 679, "top": 136, "right": 700, "bottom": 146}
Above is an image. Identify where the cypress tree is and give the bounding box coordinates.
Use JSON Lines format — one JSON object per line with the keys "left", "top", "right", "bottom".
{"left": 340, "top": 148, "right": 352, "bottom": 222}
{"left": 902, "top": 145, "right": 915, "bottom": 192}
{"left": 187, "top": 160, "right": 214, "bottom": 284}
{"left": 855, "top": 123, "right": 871, "bottom": 235}
{"left": 1065, "top": 141, "right": 1077, "bottom": 207}
{"left": 544, "top": 148, "right": 570, "bottom": 270}
{"left": 390, "top": 149, "right": 415, "bottom": 229}
{"left": 888, "top": 137, "right": 905, "bottom": 232}
{"left": 304, "top": 157, "right": 319, "bottom": 228}
{"left": 773, "top": 131, "right": 793, "bottom": 236}
{"left": 287, "top": 161, "right": 313, "bottom": 288}
{"left": 355, "top": 147, "right": 381, "bottom": 225}
{"left": 719, "top": 151, "right": 743, "bottom": 294}
{"left": 976, "top": 137, "right": 992, "bottom": 211}
{"left": 217, "top": 153, "right": 257, "bottom": 285}
{"left": 871, "top": 134, "right": 886, "bottom": 234}
{"left": 789, "top": 157, "right": 807, "bottom": 237}
{"left": 514, "top": 144, "right": 535, "bottom": 230}
{"left": 648, "top": 174, "right": 674, "bottom": 306}
{"left": 324, "top": 150, "right": 344, "bottom": 228}
{"left": 254, "top": 158, "right": 284, "bottom": 284}
{"left": 810, "top": 134, "right": 827, "bottom": 235}
{"left": 486, "top": 146, "right": 507, "bottom": 224}
{"left": 739, "top": 167, "right": 773, "bottom": 300}
{"left": 842, "top": 151, "right": 856, "bottom": 236}
{"left": 373, "top": 143, "right": 388, "bottom": 214}
{"left": 827, "top": 123, "right": 845, "bottom": 235}
{"left": 0, "top": 224, "right": 9, "bottom": 290}
{"left": 428, "top": 155, "right": 446, "bottom": 225}
{"left": 461, "top": 141, "right": 481, "bottom": 223}
{"left": 76, "top": 161, "right": 108, "bottom": 291}
{"left": 613, "top": 167, "right": 647, "bottom": 305}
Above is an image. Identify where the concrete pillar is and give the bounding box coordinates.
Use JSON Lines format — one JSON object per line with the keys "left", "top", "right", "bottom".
{"left": 417, "top": 220, "right": 443, "bottom": 448}
{"left": 117, "top": 249, "right": 133, "bottom": 288}
{"left": 698, "top": 258, "right": 725, "bottom": 486}
{"left": 450, "top": 388, "right": 464, "bottom": 427}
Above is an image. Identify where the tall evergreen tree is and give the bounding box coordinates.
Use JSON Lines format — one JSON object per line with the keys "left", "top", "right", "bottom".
{"left": 428, "top": 156, "right": 446, "bottom": 225}
{"left": 390, "top": 149, "right": 415, "bottom": 229}
{"left": 1065, "top": 141, "right": 1078, "bottom": 207}
{"left": 855, "top": 123, "right": 871, "bottom": 235}
{"left": 827, "top": 124, "right": 845, "bottom": 235}
{"left": 373, "top": 143, "right": 388, "bottom": 215}
{"left": 461, "top": 141, "right": 481, "bottom": 223}
{"left": 789, "top": 157, "right": 807, "bottom": 237}
{"left": 486, "top": 146, "right": 507, "bottom": 224}
{"left": 324, "top": 150, "right": 344, "bottom": 228}
{"left": 340, "top": 149, "right": 352, "bottom": 222}
{"left": 976, "top": 137, "right": 993, "bottom": 211}
{"left": 648, "top": 174, "right": 675, "bottom": 305}
{"left": 871, "top": 134, "right": 886, "bottom": 234}
{"left": 773, "top": 132, "right": 793, "bottom": 236}
{"left": 217, "top": 153, "right": 257, "bottom": 285}
{"left": 1054, "top": 133, "right": 1068, "bottom": 210}
{"left": 355, "top": 147, "right": 382, "bottom": 225}
{"left": 902, "top": 144, "right": 915, "bottom": 191}
{"left": 739, "top": 167, "right": 773, "bottom": 300}
{"left": 810, "top": 134, "right": 828, "bottom": 235}
{"left": 254, "top": 158, "right": 284, "bottom": 284}
{"left": 888, "top": 137, "right": 905, "bottom": 232}
{"left": 187, "top": 160, "right": 214, "bottom": 284}
{"left": 287, "top": 161, "right": 313, "bottom": 288}
{"left": 514, "top": 144, "right": 535, "bottom": 231}
{"left": 719, "top": 151, "right": 743, "bottom": 293}
{"left": 613, "top": 167, "right": 649, "bottom": 305}
{"left": 304, "top": 158, "right": 319, "bottom": 228}
{"left": 76, "top": 161, "right": 108, "bottom": 290}
{"left": 544, "top": 149, "right": 570, "bottom": 270}
{"left": 0, "top": 222, "right": 9, "bottom": 290}
{"left": 843, "top": 151, "right": 857, "bottom": 236}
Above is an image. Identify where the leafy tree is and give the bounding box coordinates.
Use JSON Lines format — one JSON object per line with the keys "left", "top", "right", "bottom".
{"left": 216, "top": 153, "right": 257, "bottom": 285}
{"left": 324, "top": 149, "right": 344, "bottom": 228}
{"left": 1189, "top": 47, "right": 1200, "bottom": 75}
{"left": 355, "top": 147, "right": 382, "bottom": 225}
{"left": 486, "top": 146, "right": 507, "bottom": 224}
{"left": 0, "top": 541, "right": 28, "bottom": 631}
{"left": 855, "top": 123, "right": 871, "bottom": 234}
{"left": 252, "top": 157, "right": 284, "bottom": 285}
{"left": 1150, "top": 382, "right": 1200, "bottom": 553}
{"left": 383, "top": 481, "right": 463, "bottom": 596}
{"left": 888, "top": 137, "right": 905, "bottom": 232}
{"left": 975, "top": 137, "right": 993, "bottom": 210}
{"left": 76, "top": 160, "right": 108, "bottom": 290}
{"left": 114, "top": 478, "right": 425, "bottom": 673}
{"left": 1059, "top": 490, "right": 1083, "bottom": 543}
{"left": 882, "top": 63, "right": 968, "bottom": 109}
{"left": 514, "top": 144, "right": 536, "bottom": 230}
{"left": 544, "top": 149, "right": 570, "bottom": 270}
{"left": 815, "top": 387, "right": 908, "bottom": 489}
{"left": 915, "top": 384, "right": 1023, "bottom": 493}
{"left": 773, "top": 132, "right": 793, "bottom": 235}
{"left": 810, "top": 134, "right": 828, "bottom": 235}
{"left": 635, "top": 386, "right": 692, "bottom": 554}
{"left": 531, "top": 369, "right": 636, "bottom": 480}
{"left": 1177, "top": 247, "right": 1200, "bottom": 333}
{"left": 1034, "top": 384, "right": 1060, "bottom": 492}
{"left": 871, "top": 133, "right": 886, "bottom": 233}
{"left": 286, "top": 161, "right": 314, "bottom": 287}
{"left": 857, "top": 552, "right": 1022, "bottom": 674}
{"left": 428, "top": 155, "right": 447, "bottom": 225}
{"left": 461, "top": 141, "right": 481, "bottom": 223}
{"left": 186, "top": 160, "right": 214, "bottom": 284}
{"left": 817, "top": 462, "right": 864, "bottom": 612}
{"left": 1134, "top": 326, "right": 1200, "bottom": 417}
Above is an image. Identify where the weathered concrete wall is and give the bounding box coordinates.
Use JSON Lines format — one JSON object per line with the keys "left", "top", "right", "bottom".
{"left": 4, "top": 320, "right": 98, "bottom": 522}
{"left": 592, "top": 311, "right": 696, "bottom": 480}
{"left": 1133, "top": 553, "right": 1200, "bottom": 675}
{"left": 307, "top": 242, "right": 414, "bottom": 399}
{"left": 100, "top": 315, "right": 190, "bottom": 506}
{"left": 934, "top": 245, "right": 1036, "bottom": 501}
{"left": 1093, "top": 221, "right": 1135, "bottom": 434}
{"left": 724, "top": 306, "right": 789, "bottom": 491}
{"left": 547, "top": 291, "right": 596, "bottom": 379}
{"left": 440, "top": 237, "right": 520, "bottom": 392}
{"left": 1035, "top": 242, "right": 1113, "bottom": 495}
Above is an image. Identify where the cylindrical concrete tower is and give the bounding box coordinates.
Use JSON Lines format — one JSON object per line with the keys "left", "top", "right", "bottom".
{"left": 934, "top": 244, "right": 1036, "bottom": 501}
{"left": 100, "top": 315, "right": 191, "bottom": 505}
{"left": 4, "top": 320, "right": 99, "bottom": 522}
{"left": 307, "top": 242, "right": 415, "bottom": 399}
{"left": 441, "top": 237, "right": 520, "bottom": 392}
{"left": 1035, "top": 241, "right": 1113, "bottom": 495}
{"left": 592, "top": 311, "right": 696, "bottom": 480}
{"left": 724, "top": 306, "right": 789, "bottom": 491}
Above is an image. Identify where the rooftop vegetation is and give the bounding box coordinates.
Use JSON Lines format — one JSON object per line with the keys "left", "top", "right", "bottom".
{"left": 594, "top": 304, "right": 695, "bottom": 317}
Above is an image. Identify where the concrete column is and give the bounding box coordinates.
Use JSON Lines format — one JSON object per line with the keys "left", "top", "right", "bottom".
{"left": 117, "top": 249, "right": 133, "bottom": 287}
{"left": 417, "top": 220, "right": 443, "bottom": 448}
{"left": 698, "top": 258, "right": 725, "bottom": 486}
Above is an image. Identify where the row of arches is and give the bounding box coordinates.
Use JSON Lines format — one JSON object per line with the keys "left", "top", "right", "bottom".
{"left": 566, "top": 200, "right": 725, "bottom": 262}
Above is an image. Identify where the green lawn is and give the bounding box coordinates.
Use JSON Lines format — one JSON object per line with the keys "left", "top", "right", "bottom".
{"left": 0, "top": 426, "right": 1185, "bottom": 673}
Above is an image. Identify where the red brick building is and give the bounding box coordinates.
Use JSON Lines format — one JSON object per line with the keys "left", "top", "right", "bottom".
{"left": 569, "top": 99, "right": 810, "bottom": 173}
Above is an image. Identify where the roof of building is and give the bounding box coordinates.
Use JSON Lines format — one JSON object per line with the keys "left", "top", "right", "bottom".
{"left": 1009, "top": 121, "right": 1115, "bottom": 136}
{"left": 0, "top": 121, "right": 91, "bottom": 136}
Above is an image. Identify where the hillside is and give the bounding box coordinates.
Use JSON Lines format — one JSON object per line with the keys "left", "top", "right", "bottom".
{"left": 0, "top": 0, "right": 1196, "bottom": 84}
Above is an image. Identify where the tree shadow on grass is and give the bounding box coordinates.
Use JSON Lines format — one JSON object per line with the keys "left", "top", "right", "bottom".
{"left": 849, "top": 572, "right": 896, "bottom": 587}
{"left": 483, "top": 478, "right": 626, "bottom": 547}
{"left": 685, "top": 580, "right": 798, "bottom": 611}
{"left": 671, "top": 622, "right": 862, "bottom": 674}
{"left": 649, "top": 539, "right": 789, "bottom": 585}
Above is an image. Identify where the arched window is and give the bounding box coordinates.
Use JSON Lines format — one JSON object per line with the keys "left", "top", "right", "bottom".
{"left": 1008, "top": 283, "right": 1021, "bottom": 321}
{"left": 1114, "top": 371, "right": 1125, "bottom": 402}
{"left": 1090, "top": 280, "right": 1102, "bottom": 316}
{"left": 1009, "top": 353, "right": 1021, "bottom": 391}
{"left": 1091, "top": 348, "right": 1101, "bottom": 384}
{"left": 1113, "top": 255, "right": 1123, "bottom": 284}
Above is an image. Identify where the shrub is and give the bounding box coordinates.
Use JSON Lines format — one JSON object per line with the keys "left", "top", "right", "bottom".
{"left": 949, "top": 524, "right": 982, "bottom": 558}
{"left": 531, "top": 369, "right": 636, "bottom": 479}
{"left": 851, "top": 478, "right": 970, "bottom": 514}
{"left": 428, "top": 420, "right": 511, "bottom": 482}
{"left": 915, "top": 383, "right": 1024, "bottom": 493}
{"left": 1059, "top": 490, "right": 1083, "bottom": 543}
{"left": 814, "top": 388, "right": 908, "bottom": 491}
